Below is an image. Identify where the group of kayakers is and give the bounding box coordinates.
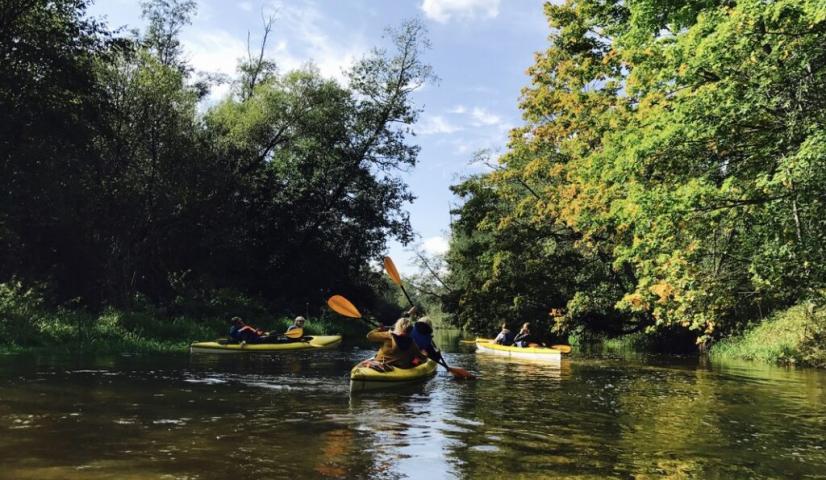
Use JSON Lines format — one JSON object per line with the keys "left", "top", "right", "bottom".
{"left": 493, "top": 322, "right": 542, "bottom": 347}
{"left": 223, "top": 311, "right": 539, "bottom": 366}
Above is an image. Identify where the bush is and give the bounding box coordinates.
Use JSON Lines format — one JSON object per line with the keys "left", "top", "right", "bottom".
{"left": 0, "top": 282, "right": 359, "bottom": 353}
{"left": 710, "top": 301, "right": 826, "bottom": 367}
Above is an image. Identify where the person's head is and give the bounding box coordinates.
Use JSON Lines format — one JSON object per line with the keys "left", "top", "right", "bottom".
{"left": 500, "top": 322, "right": 509, "bottom": 331}
{"left": 293, "top": 316, "right": 306, "bottom": 327}
{"left": 231, "top": 316, "right": 244, "bottom": 326}
{"left": 415, "top": 316, "right": 433, "bottom": 335}
{"left": 393, "top": 317, "right": 412, "bottom": 335}
{"left": 521, "top": 322, "right": 530, "bottom": 332}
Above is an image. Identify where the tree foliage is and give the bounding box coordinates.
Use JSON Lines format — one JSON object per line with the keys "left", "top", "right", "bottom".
{"left": 445, "top": 0, "right": 826, "bottom": 345}
{"left": 0, "top": 1, "right": 431, "bottom": 316}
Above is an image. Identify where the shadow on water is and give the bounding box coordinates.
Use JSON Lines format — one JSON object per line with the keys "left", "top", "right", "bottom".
{"left": 0, "top": 340, "right": 825, "bottom": 479}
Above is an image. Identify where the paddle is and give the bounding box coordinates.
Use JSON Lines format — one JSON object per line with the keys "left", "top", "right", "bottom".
{"left": 327, "top": 295, "right": 380, "bottom": 327}
{"left": 382, "top": 256, "right": 475, "bottom": 380}
{"left": 284, "top": 327, "right": 304, "bottom": 339}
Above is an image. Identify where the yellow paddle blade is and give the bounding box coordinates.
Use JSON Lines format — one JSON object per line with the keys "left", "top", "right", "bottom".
{"left": 383, "top": 256, "right": 402, "bottom": 285}
{"left": 327, "top": 295, "right": 362, "bottom": 318}
{"left": 284, "top": 327, "right": 304, "bottom": 339}
{"left": 459, "top": 339, "right": 478, "bottom": 344}
{"left": 552, "top": 344, "right": 572, "bottom": 354}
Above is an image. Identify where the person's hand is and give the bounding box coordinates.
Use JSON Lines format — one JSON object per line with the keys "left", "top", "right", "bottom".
{"left": 406, "top": 306, "right": 417, "bottom": 317}
{"left": 377, "top": 325, "right": 390, "bottom": 332}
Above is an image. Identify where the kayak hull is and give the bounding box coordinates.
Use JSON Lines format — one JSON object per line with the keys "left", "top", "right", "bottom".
{"left": 350, "top": 359, "right": 438, "bottom": 392}
{"left": 190, "top": 335, "right": 342, "bottom": 354}
{"left": 475, "top": 338, "right": 562, "bottom": 362}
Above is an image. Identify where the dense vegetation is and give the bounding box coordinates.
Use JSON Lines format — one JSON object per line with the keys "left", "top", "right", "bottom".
{"left": 0, "top": 0, "right": 429, "bottom": 349}
{"left": 442, "top": 0, "right": 826, "bottom": 357}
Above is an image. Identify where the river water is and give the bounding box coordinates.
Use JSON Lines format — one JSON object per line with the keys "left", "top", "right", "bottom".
{"left": 1, "top": 333, "right": 824, "bottom": 479}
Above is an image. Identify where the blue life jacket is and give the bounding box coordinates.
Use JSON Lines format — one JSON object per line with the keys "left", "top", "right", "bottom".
{"left": 411, "top": 322, "right": 433, "bottom": 350}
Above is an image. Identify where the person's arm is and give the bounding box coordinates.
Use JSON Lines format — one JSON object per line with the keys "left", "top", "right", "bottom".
{"left": 366, "top": 328, "right": 391, "bottom": 342}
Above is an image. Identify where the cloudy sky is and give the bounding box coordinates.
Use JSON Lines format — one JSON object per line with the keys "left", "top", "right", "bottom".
{"left": 88, "top": 0, "right": 550, "bottom": 273}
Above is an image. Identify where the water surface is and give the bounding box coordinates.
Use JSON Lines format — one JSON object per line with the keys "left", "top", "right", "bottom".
{"left": 1, "top": 336, "right": 824, "bottom": 479}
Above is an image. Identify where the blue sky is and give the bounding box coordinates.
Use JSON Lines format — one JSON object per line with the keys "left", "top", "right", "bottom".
{"left": 88, "top": 0, "right": 550, "bottom": 273}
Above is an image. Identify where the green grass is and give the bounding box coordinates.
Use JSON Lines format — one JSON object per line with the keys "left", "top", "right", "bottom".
{"left": 710, "top": 301, "right": 826, "bottom": 368}
{"left": 0, "top": 282, "right": 366, "bottom": 354}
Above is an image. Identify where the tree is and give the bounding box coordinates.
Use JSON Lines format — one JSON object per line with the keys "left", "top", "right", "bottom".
{"left": 444, "top": 0, "right": 826, "bottom": 346}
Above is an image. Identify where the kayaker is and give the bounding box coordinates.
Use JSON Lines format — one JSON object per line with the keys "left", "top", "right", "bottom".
{"left": 513, "top": 322, "right": 534, "bottom": 347}
{"left": 285, "top": 316, "right": 306, "bottom": 337}
{"left": 229, "top": 317, "right": 265, "bottom": 344}
{"left": 493, "top": 323, "right": 515, "bottom": 346}
{"left": 367, "top": 317, "right": 427, "bottom": 368}
{"left": 411, "top": 316, "right": 442, "bottom": 362}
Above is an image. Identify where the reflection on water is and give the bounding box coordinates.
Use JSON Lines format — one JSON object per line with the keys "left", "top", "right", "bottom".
{"left": 0, "top": 338, "right": 825, "bottom": 479}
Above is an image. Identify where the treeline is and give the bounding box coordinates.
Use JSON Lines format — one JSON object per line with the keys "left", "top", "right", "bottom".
{"left": 442, "top": 0, "right": 826, "bottom": 348}
{"left": 0, "top": 0, "right": 430, "bottom": 316}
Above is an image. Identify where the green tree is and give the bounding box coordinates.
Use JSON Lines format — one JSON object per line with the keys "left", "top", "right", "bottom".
{"left": 445, "top": 0, "right": 826, "bottom": 346}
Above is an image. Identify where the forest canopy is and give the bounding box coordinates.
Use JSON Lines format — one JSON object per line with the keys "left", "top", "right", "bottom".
{"left": 0, "top": 0, "right": 432, "bottom": 315}
{"left": 442, "top": 0, "right": 826, "bottom": 347}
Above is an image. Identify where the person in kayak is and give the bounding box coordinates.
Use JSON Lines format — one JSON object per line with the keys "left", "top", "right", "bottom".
{"left": 513, "top": 322, "right": 534, "bottom": 347}
{"left": 283, "top": 316, "right": 306, "bottom": 340}
{"left": 229, "top": 317, "right": 266, "bottom": 344}
{"left": 367, "top": 317, "right": 427, "bottom": 368}
{"left": 493, "top": 323, "right": 515, "bottom": 346}
{"left": 286, "top": 316, "right": 305, "bottom": 332}
{"left": 411, "top": 316, "right": 442, "bottom": 362}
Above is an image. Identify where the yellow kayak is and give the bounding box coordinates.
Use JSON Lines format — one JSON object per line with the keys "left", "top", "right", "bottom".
{"left": 190, "top": 335, "right": 342, "bottom": 353}
{"left": 350, "top": 358, "right": 438, "bottom": 391}
{"left": 475, "top": 338, "right": 563, "bottom": 362}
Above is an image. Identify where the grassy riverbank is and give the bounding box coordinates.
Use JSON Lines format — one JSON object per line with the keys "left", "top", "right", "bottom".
{"left": 710, "top": 302, "right": 826, "bottom": 368}
{"left": 0, "top": 283, "right": 367, "bottom": 354}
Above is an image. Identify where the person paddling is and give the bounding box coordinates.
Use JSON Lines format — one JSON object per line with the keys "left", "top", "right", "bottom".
{"left": 411, "top": 316, "right": 442, "bottom": 363}
{"left": 366, "top": 317, "right": 427, "bottom": 368}
{"left": 494, "top": 323, "right": 515, "bottom": 346}
{"left": 229, "top": 317, "right": 265, "bottom": 344}
{"left": 283, "top": 316, "right": 306, "bottom": 340}
{"left": 513, "top": 322, "right": 534, "bottom": 348}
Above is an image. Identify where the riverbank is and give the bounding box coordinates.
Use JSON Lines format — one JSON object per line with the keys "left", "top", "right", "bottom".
{"left": 709, "top": 302, "right": 826, "bottom": 368}
{"left": 0, "top": 283, "right": 368, "bottom": 354}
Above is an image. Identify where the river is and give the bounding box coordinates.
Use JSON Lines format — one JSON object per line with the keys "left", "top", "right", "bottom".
{"left": 1, "top": 332, "right": 824, "bottom": 479}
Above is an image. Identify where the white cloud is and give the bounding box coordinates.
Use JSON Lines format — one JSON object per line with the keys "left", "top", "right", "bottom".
{"left": 420, "top": 0, "right": 500, "bottom": 23}
{"left": 264, "top": 1, "right": 368, "bottom": 83}
{"left": 185, "top": 30, "right": 245, "bottom": 77}
{"left": 470, "top": 106, "right": 502, "bottom": 126}
{"left": 448, "top": 104, "right": 467, "bottom": 114}
{"left": 422, "top": 236, "right": 450, "bottom": 255}
{"left": 418, "top": 115, "right": 463, "bottom": 135}
{"left": 239, "top": 1, "right": 254, "bottom": 12}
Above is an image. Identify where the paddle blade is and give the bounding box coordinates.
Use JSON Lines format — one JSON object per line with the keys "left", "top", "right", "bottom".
{"left": 552, "top": 344, "right": 573, "bottom": 354}
{"left": 448, "top": 366, "right": 475, "bottom": 380}
{"left": 284, "top": 327, "right": 304, "bottom": 339}
{"left": 327, "top": 295, "right": 362, "bottom": 318}
{"left": 383, "top": 256, "right": 402, "bottom": 285}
